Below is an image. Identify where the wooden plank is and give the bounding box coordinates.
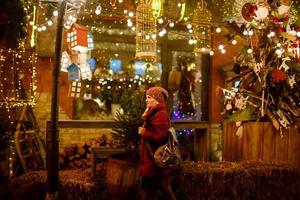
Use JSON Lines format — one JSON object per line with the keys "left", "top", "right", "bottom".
{"left": 242, "top": 122, "right": 250, "bottom": 160}
{"left": 222, "top": 122, "right": 227, "bottom": 160}
{"left": 275, "top": 129, "right": 289, "bottom": 161}
{"left": 228, "top": 122, "right": 234, "bottom": 160}
{"left": 233, "top": 123, "right": 243, "bottom": 161}
{"left": 262, "top": 122, "right": 276, "bottom": 161}
{"left": 246, "top": 122, "right": 263, "bottom": 160}
{"left": 48, "top": 120, "right": 210, "bottom": 129}
{"left": 194, "top": 129, "right": 209, "bottom": 161}
{"left": 287, "top": 127, "right": 298, "bottom": 167}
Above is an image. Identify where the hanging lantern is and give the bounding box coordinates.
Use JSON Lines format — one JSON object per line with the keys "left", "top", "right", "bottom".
{"left": 61, "top": 51, "right": 72, "bottom": 72}
{"left": 192, "top": 0, "right": 212, "bottom": 55}
{"left": 136, "top": 1, "right": 157, "bottom": 62}
{"left": 67, "top": 23, "right": 88, "bottom": 52}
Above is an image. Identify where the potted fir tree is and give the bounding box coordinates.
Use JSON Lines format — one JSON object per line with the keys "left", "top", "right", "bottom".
{"left": 105, "top": 89, "right": 146, "bottom": 199}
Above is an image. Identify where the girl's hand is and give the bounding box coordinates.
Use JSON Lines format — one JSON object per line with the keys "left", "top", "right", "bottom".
{"left": 138, "top": 127, "right": 144, "bottom": 135}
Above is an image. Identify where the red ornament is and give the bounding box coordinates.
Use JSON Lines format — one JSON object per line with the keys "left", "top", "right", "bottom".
{"left": 293, "top": 39, "right": 299, "bottom": 48}
{"left": 271, "top": 69, "right": 287, "bottom": 83}
{"left": 271, "top": 17, "right": 279, "bottom": 24}
{"left": 277, "top": 27, "right": 284, "bottom": 33}
{"left": 241, "top": 3, "right": 257, "bottom": 22}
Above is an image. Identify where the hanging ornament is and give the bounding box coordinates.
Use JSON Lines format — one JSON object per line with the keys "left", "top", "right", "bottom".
{"left": 87, "top": 32, "right": 94, "bottom": 50}
{"left": 61, "top": 51, "right": 72, "bottom": 72}
{"left": 191, "top": 0, "right": 212, "bottom": 55}
{"left": 255, "top": 6, "right": 269, "bottom": 20}
{"left": 277, "top": 4, "right": 290, "bottom": 15}
{"left": 279, "top": 57, "right": 290, "bottom": 71}
{"left": 288, "top": 74, "right": 296, "bottom": 88}
{"left": 152, "top": 0, "right": 163, "bottom": 19}
{"left": 68, "top": 81, "right": 82, "bottom": 98}
{"left": 136, "top": 1, "right": 157, "bottom": 62}
{"left": 232, "top": 0, "right": 257, "bottom": 24}
{"left": 66, "top": 23, "right": 88, "bottom": 52}
{"left": 67, "top": 63, "right": 81, "bottom": 81}
{"left": 80, "top": 63, "right": 92, "bottom": 80}
{"left": 88, "top": 57, "right": 96, "bottom": 72}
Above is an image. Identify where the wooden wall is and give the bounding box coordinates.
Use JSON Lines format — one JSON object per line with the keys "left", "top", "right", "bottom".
{"left": 223, "top": 121, "right": 300, "bottom": 168}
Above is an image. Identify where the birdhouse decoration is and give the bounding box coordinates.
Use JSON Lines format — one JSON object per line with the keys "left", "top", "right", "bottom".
{"left": 80, "top": 63, "right": 92, "bottom": 80}
{"left": 88, "top": 57, "right": 96, "bottom": 72}
{"left": 87, "top": 32, "right": 94, "bottom": 50}
{"left": 61, "top": 51, "right": 72, "bottom": 72}
{"left": 67, "top": 63, "right": 81, "bottom": 81}
{"left": 68, "top": 81, "right": 82, "bottom": 98}
{"left": 67, "top": 23, "right": 88, "bottom": 52}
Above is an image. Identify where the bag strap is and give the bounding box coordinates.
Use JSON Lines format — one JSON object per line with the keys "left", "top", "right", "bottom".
{"left": 144, "top": 110, "right": 179, "bottom": 156}
{"left": 144, "top": 110, "right": 169, "bottom": 157}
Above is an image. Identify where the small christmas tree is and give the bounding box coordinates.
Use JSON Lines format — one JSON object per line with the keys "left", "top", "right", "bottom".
{"left": 111, "top": 90, "right": 146, "bottom": 160}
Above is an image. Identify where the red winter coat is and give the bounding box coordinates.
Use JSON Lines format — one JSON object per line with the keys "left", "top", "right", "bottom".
{"left": 139, "top": 103, "right": 171, "bottom": 177}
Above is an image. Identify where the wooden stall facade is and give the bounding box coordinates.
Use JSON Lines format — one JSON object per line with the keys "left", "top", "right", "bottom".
{"left": 223, "top": 121, "right": 300, "bottom": 168}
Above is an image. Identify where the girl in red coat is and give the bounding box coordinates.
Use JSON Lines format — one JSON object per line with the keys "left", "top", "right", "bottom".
{"left": 138, "top": 86, "right": 176, "bottom": 200}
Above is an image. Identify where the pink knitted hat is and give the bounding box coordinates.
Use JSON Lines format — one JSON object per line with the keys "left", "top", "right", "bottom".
{"left": 146, "top": 86, "right": 169, "bottom": 103}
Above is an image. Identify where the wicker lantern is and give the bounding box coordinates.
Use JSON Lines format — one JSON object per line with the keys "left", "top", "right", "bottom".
{"left": 192, "top": 0, "right": 212, "bottom": 55}
{"left": 136, "top": 1, "right": 157, "bottom": 62}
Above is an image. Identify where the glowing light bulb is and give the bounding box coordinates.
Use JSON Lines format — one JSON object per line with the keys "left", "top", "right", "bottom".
{"left": 216, "top": 27, "right": 221, "bottom": 33}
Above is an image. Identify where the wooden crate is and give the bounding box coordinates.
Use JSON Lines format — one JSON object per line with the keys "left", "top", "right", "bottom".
{"left": 222, "top": 121, "right": 300, "bottom": 168}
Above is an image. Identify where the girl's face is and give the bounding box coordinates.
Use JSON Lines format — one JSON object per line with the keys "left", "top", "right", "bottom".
{"left": 146, "top": 95, "right": 159, "bottom": 108}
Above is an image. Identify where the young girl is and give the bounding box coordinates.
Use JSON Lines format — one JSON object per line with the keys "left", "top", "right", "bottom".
{"left": 138, "top": 86, "right": 176, "bottom": 200}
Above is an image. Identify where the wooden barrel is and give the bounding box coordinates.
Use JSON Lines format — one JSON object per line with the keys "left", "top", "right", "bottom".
{"left": 106, "top": 154, "right": 140, "bottom": 199}
{"left": 223, "top": 121, "right": 300, "bottom": 168}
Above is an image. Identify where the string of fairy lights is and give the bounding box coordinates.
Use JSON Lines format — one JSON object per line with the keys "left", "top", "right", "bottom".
{"left": 1, "top": 0, "right": 300, "bottom": 175}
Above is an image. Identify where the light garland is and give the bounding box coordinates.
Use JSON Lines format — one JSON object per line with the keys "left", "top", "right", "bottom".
{"left": 0, "top": 49, "right": 37, "bottom": 108}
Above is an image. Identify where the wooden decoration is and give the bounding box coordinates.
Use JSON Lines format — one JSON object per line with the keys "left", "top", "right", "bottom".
{"left": 136, "top": 1, "right": 157, "bottom": 62}
{"left": 67, "top": 23, "right": 88, "bottom": 52}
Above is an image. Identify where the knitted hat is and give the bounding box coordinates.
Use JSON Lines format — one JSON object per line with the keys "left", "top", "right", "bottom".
{"left": 146, "top": 86, "right": 169, "bottom": 103}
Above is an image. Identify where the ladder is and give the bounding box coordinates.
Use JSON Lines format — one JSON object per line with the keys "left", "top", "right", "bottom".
{"left": 14, "top": 105, "right": 44, "bottom": 173}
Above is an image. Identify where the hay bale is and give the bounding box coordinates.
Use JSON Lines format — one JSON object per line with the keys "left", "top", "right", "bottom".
{"left": 176, "top": 161, "right": 300, "bottom": 200}
{"left": 8, "top": 169, "right": 95, "bottom": 200}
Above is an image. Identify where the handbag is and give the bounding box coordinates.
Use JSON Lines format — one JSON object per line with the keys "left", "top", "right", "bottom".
{"left": 145, "top": 113, "right": 182, "bottom": 168}
{"left": 153, "top": 126, "right": 182, "bottom": 168}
